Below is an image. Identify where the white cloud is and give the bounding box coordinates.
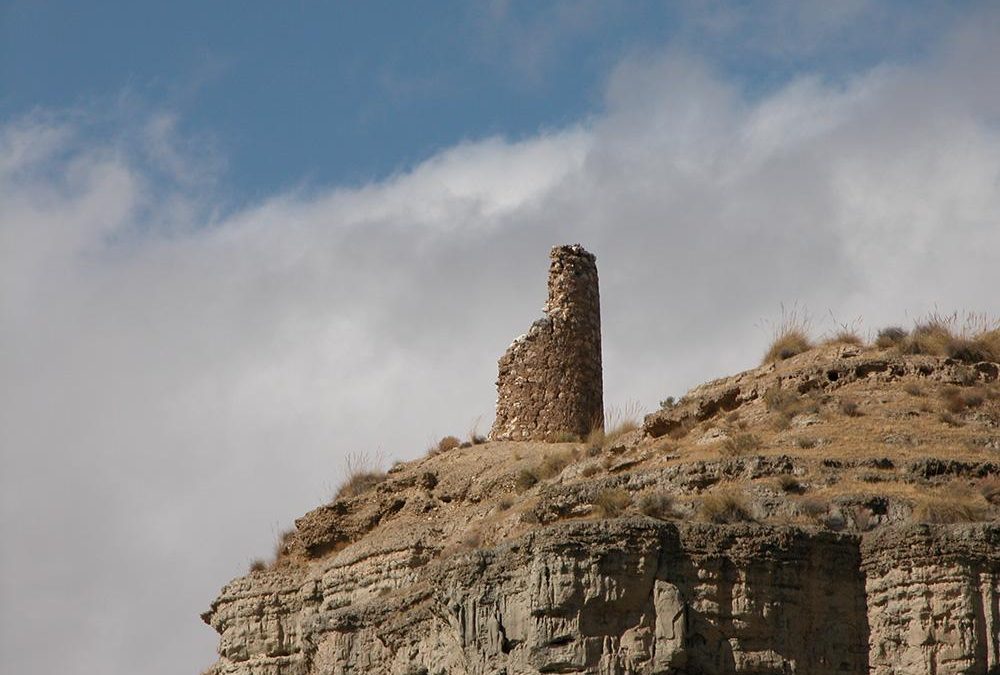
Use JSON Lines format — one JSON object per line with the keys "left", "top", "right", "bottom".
{"left": 3, "top": 11, "right": 1000, "bottom": 675}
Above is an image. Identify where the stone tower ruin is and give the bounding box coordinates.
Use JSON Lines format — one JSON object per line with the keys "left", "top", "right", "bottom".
{"left": 490, "top": 244, "right": 603, "bottom": 441}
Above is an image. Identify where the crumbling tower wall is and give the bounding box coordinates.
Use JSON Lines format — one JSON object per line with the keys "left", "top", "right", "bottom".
{"left": 490, "top": 244, "right": 603, "bottom": 441}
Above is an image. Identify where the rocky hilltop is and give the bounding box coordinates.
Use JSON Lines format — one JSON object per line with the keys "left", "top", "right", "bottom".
{"left": 202, "top": 247, "right": 1000, "bottom": 675}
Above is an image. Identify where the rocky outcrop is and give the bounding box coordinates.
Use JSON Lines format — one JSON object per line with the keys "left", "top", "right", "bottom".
{"left": 862, "top": 524, "right": 1000, "bottom": 675}
{"left": 643, "top": 347, "right": 999, "bottom": 440}
{"left": 204, "top": 344, "right": 1000, "bottom": 674}
{"left": 203, "top": 520, "right": 1000, "bottom": 674}
{"left": 491, "top": 245, "right": 603, "bottom": 441}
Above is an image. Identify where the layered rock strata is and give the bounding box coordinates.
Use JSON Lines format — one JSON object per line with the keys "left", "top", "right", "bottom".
{"left": 490, "top": 244, "right": 603, "bottom": 441}
{"left": 204, "top": 521, "right": 999, "bottom": 674}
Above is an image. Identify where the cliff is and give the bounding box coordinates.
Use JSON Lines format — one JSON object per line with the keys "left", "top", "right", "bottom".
{"left": 202, "top": 343, "right": 1000, "bottom": 674}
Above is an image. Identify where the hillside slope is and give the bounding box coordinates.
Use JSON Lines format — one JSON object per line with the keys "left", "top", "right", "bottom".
{"left": 202, "top": 344, "right": 1000, "bottom": 674}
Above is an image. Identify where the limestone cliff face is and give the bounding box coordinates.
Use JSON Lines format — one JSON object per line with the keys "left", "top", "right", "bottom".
{"left": 863, "top": 525, "right": 1000, "bottom": 674}
{"left": 204, "top": 520, "right": 998, "bottom": 674}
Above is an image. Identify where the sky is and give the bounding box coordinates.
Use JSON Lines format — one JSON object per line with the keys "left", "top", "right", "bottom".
{"left": 2, "top": 2, "right": 1000, "bottom": 674}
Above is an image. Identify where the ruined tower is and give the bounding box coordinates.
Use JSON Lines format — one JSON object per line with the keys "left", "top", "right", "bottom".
{"left": 490, "top": 244, "right": 603, "bottom": 441}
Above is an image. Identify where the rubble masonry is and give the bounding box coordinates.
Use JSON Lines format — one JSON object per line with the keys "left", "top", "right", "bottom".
{"left": 490, "top": 244, "right": 603, "bottom": 441}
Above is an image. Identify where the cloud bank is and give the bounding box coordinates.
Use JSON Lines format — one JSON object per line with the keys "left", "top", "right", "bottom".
{"left": 3, "top": 12, "right": 1000, "bottom": 675}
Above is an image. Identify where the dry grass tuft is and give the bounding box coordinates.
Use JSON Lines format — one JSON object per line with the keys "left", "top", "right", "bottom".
{"left": 839, "top": 397, "right": 862, "bottom": 417}
{"left": 777, "top": 475, "right": 804, "bottom": 494}
{"left": 432, "top": 436, "right": 462, "bottom": 455}
{"left": 514, "top": 469, "right": 539, "bottom": 493}
{"left": 763, "top": 330, "right": 813, "bottom": 364}
{"left": 763, "top": 387, "right": 820, "bottom": 429}
{"left": 720, "top": 432, "right": 761, "bottom": 457}
{"left": 274, "top": 529, "right": 296, "bottom": 561}
{"left": 467, "top": 419, "right": 487, "bottom": 446}
{"left": 875, "top": 326, "right": 908, "bottom": 348}
{"left": 667, "top": 419, "right": 695, "bottom": 440}
{"left": 700, "top": 489, "right": 753, "bottom": 523}
{"left": 900, "top": 316, "right": 956, "bottom": 356}
{"left": 638, "top": 491, "right": 675, "bottom": 519}
{"left": 593, "top": 488, "right": 632, "bottom": 517}
{"left": 516, "top": 451, "right": 574, "bottom": 493}
{"left": 587, "top": 402, "right": 643, "bottom": 451}
{"left": 896, "top": 312, "right": 1000, "bottom": 363}
{"left": 911, "top": 494, "right": 988, "bottom": 524}
{"left": 538, "top": 451, "right": 573, "bottom": 478}
{"left": 938, "top": 411, "right": 964, "bottom": 427}
{"left": 940, "top": 386, "right": 986, "bottom": 414}
{"left": 249, "top": 559, "right": 267, "bottom": 573}
{"left": 795, "top": 436, "right": 818, "bottom": 449}
{"left": 761, "top": 304, "right": 813, "bottom": 364}
{"left": 335, "top": 452, "right": 386, "bottom": 500}
{"left": 903, "top": 382, "right": 924, "bottom": 397}
{"left": 824, "top": 330, "right": 864, "bottom": 347}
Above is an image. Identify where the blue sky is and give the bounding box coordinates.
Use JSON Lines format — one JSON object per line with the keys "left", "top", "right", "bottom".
{"left": 3, "top": 3, "right": 1000, "bottom": 675}
{"left": 1, "top": 1, "right": 969, "bottom": 196}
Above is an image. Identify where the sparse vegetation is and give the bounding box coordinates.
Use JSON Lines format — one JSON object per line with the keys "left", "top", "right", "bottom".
{"left": 551, "top": 431, "right": 581, "bottom": 443}
{"left": 515, "top": 469, "right": 539, "bottom": 493}
{"left": 797, "top": 495, "right": 830, "bottom": 520}
{"left": 900, "top": 317, "right": 956, "bottom": 356}
{"left": 893, "top": 312, "right": 1000, "bottom": 363}
{"left": 274, "top": 529, "right": 296, "bottom": 561}
{"left": 938, "top": 411, "right": 964, "bottom": 427}
{"left": 335, "top": 452, "right": 387, "bottom": 500}
{"left": 515, "top": 451, "right": 574, "bottom": 493}
{"left": 659, "top": 396, "right": 677, "bottom": 410}
{"left": 586, "top": 402, "right": 643, "bottom": 451}
{"left": 903, "top": 382, "right": 924, "bottom": 396}
{"left": 468, "top": 420, "right": 487, "bottom": 445}
{"left": 249, "top": 559, "right": 267, "bottom": 573}
{"left": 777, "top": 475, "right": 804, "bottom": 494}
{"left": 580, "top": 463, "right": 601, "bottom": 478}
{"left": 911, "top": 494, "right": 988, "bottom": 524}
{"left": 761, "top": 304, "right": 813, "bottom": 364}
{"left": 700, "top": 489, "right": 753, "bottom": 523}
{"left": 764, "top": 386, "right": 820, "bottom": 428}
{"left": 498, "top": 496, "right": 514, "bottom": 511}
{"left": 839, "top": 397, "right": 861, "bottom": 417}
{"left": 638, "top": 491, "right": 675, "bottom": 519}
{"left": 875, "top": 326, "right": 908, "bottom": 348}
{"left": 538, "top": 450, "right": 573, "bottom": 478}
{"left": 823, "top": 330, "right": 864, "bottom": 347}
{"left": 720, "top": 432, "right": 761, "bottom": 457}
{"left": 763, "top": 330, "right": 813, "bottom": 364}
{"left": 593, "top": 488, "right": 632, "bottom": 517}
{"left": 763, "top": 386, "right": 797, "bottom": 412}
{"left": 941, "top": 386, "right": 986, "bottom": 414}
{"left": 433, "top": 436, "right": 462, "bottom": 455}
{"left": 667, "top": 418, "right": 694, "bottom": 440}
{"left": 795, "top": 436, "right": 817, "bottom": 449}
